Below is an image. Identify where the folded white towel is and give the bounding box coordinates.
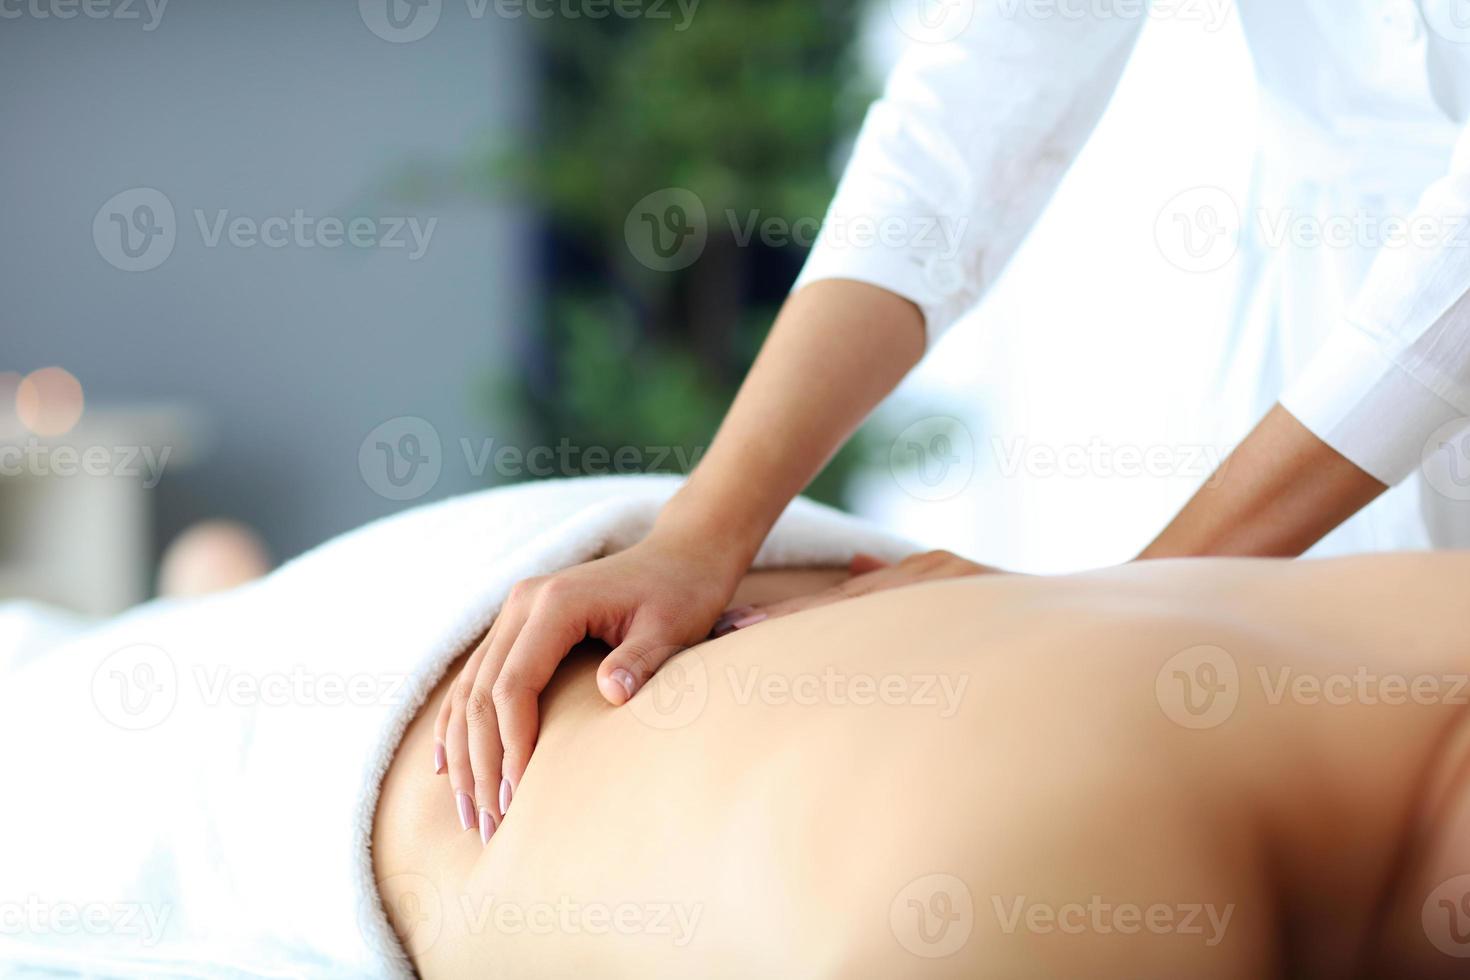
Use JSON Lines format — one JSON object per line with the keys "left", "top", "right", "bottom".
{"left": 0, "top": 475, "right": 917, "bottom": 978}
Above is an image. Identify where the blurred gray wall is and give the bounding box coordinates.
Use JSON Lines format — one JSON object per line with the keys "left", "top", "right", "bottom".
{"left": 1, "top": 0, "right": 533, "bottom": 565}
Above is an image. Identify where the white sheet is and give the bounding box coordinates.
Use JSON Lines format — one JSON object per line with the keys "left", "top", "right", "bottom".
{"left": 0, "top": 475, "right": 917, "bottom": 978}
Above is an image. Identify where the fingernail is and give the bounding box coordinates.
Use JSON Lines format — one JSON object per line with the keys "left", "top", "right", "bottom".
{"left": 433, "top": 740, "right": 446, "bottom": 774}
{"left": 712, "top": 605, "right": 757, "bottom": 637}
{"left": 499, "top": 777, "right": 513, "bottom": 817}
{"left": 725, "top": 610, "right": 767, "bottom": 632}
{"left": 610, "top": 668, "right": 636, "bottom": 700}
{"left": 479, "top": 807, "right": 496, "bottom": 846}
{"left": 456, "top": 791, "right": 474, "bottom": 832}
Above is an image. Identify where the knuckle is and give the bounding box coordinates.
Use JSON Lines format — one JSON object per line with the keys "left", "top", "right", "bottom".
{"left": 533, "top": 576, "right": 573, "bottom": 610}
{"left": 620, "top": 640, "right": 676, "bottom": 677}
{"left": 641, "top": 603, "right": 681, "bottom": 633}
{"left": 912, "top": 550, "right": 949, "bottom": 571}
{"left": 616, "top": 650, "right": 656, "bottom": 683}
{"left": 464, "top": 686, "right": 497, "bottom": 725}
{"left": 506, "top": 578, "right": 539, "bottom": 606}
{"left": 490, "top": 675, "right": 524, "bottom": 711}
{"left": 620, "top": 642, "right": 656, "bottom": 670}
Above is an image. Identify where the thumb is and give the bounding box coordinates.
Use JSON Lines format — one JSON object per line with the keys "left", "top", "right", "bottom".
{"left": 598, "top": 611, "right": 685, "bottom": 706}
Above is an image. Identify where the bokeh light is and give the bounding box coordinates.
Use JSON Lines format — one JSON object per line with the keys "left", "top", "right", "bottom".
{"left": 15, "top": 366, "right": 85, "bottom": 437}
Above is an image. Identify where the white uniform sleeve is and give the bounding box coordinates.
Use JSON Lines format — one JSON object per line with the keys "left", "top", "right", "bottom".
{"left": 1280, "top": 124, "right": 1470, "bottom": 486}
{"left": 792, "top": 5, "right": 1148, "bottom": 348}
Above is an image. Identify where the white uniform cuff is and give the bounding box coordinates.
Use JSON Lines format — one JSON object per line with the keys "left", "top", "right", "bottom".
{"left": 1280, "top": 322, "right": 1469, "bottom": 486}
{"left": 791, "top": 209, "right": 981, "bottom": 351}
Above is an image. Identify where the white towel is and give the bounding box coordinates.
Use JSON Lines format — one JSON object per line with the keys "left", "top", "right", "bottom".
{"left": 0, "top": 475, "right": 917, "bottom": 978}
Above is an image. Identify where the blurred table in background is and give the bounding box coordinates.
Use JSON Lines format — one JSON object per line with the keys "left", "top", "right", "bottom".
{"left": 0, "top": 408, "right": 199, "bottom": 616}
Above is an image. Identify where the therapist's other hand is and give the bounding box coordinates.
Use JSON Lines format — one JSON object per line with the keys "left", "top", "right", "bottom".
{"left": 711, "top": 550, "right": 999, "bottom": 634}
{"left": 433, "top": 531, "right": 740, "bottom": 842}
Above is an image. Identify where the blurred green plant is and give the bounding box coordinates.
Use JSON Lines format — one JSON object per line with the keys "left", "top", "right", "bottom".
{"left": 483, "top": 0, "right": 878, "bottom": 506}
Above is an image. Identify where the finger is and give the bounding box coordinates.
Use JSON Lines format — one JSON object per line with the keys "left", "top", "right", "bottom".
{"left": 444, "top": 674, "right": 479, "bottom": 834}
{"left": 739, "top": 584, "right": 848, "bottom": 623}
{"left": 734, "top": 562, "right": 919, "bottom": 625}
{"left": 597, "top": 610, "right": 683, "bottom": 706}
{"left": 848, "top": 552, "right": 890, "bottom": 576}
{"left": 464, "top": 600, "right": 533, "bottom": 832}
{"left": 494, "top": 597, "right": 586, "bottom": 802}
{"left": 434, "top": 619, "right": 502, "bottom": 775}
{"left": 716, "top": 552, "right": 987, "bottom": 632}
{"left": 465, "top": 666, "right": 505, "bottom": 845}
{"left": 446, "top": 611, "right": 513, "bottom": 836}
{"left": 710, "top": 602, "right": 770, "bottom": 636}
{"left": 707, "top": 558, "right": 904, "bottom": 637}
{"left": 432, "top": 686, "right": 452, "bottom": 774}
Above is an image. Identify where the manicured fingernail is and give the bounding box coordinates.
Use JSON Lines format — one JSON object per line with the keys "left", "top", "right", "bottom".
{"left": 610, "top": 668, "right": 636, "bottom": 700}
{"left": 499, "top": 777, "right": 513, "bottom": 817}
{"left": 712, "top": 605, "right": 757, "bottom": 637}
{"left": 725, "top": 610, "right": 767, "bottom": 632}
{"left": 433, "top": 741, "right": 446, "bottom": 774}
{"left": 456, "top": 791, "right": 474, "bottom": 831}
{"left": 479, "top": 807, "right": 495, "bottom": 846}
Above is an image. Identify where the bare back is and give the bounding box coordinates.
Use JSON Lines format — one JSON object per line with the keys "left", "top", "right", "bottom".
{"left": 374, "top": 555, "right": 1470, "bottom": 978}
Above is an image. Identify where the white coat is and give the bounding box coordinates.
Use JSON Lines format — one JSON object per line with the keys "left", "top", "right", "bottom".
{"left": 797, "top": 0, "right": 1470, "bottom": 552}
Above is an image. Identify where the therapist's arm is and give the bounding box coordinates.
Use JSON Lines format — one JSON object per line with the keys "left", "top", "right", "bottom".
{"left": 655, "top": 279, "right": 925, "bottom": 573}
{"left": 438, "top": 6, "right": 1152, "bottom": 829}
{"left": 1146, "top": 122, "right": 1470, "bottom": 561}
{"left": 1138, "top": 403, "right": 1388, "bottom": 559}
{"left": 435, "top": 278, "right": 923, "bottom": 834}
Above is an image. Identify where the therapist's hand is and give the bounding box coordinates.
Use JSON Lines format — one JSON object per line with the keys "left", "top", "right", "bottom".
{"left": 433, "top": 529, "right": 742, "bottom": 842}
{"left": 711, "top": 550, "right": 1001, "bottom": 633}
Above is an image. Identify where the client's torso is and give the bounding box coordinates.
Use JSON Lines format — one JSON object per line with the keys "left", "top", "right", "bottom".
{"left": 373, "top": 555, "right": 1470, "bottom": 978}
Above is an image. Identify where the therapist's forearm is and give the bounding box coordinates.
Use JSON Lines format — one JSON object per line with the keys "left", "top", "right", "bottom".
{"left": 1139, "top": 404, "right": 1389, "bottom": 559}
{"left": 653, "top": 279, "right": 925, "bottom": 576}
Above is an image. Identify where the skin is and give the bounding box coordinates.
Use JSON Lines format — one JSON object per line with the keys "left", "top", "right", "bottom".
{"left": 1140, "top": 404, "right": 1389, "bottom": 559}
{"left": 376, "top": 552, "right": 1470, "bottom": 977}
{"left": 721, "top": 550, "right": 997, "bottom": 628}
{"left": 436, "top": 279, "right": 1405, "bottom": 840}
{"left": 434, "top": 279, "right": 925, "bottom": 831}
